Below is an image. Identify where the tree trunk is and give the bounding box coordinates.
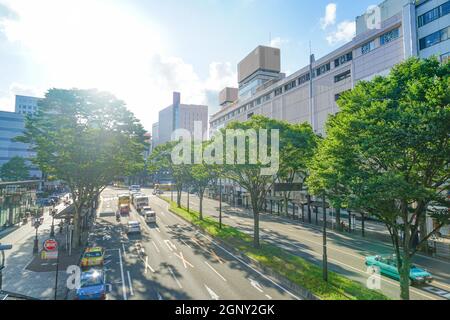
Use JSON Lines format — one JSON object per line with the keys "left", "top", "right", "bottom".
{"left": 177, "top": 187, "right": 182, "bottom": 208}
{"left": 199, "top": 191, "right": 204, "bottom": 220}
{"left": 361, "top": 213, "right": 366, "bottom": 237}
{"left": 251, "top": 195, "right": 260, "bottom": 248}
{"left": 335, "top": 206, "right": 341, "bottom": 231}
{"left": 399, "top": 250, "right": 411, "bottom": 300}
{"left": 72, "top": 206, "right": 81, "bottom": 249}
{"left": 307, "top": 194, "right": 312, "bottom": 224}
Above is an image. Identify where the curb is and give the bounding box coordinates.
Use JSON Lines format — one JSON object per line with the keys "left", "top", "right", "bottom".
{"left": 165, "top": 203, "right": 319, "bottom": 301}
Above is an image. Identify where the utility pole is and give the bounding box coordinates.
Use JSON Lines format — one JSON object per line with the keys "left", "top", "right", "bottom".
{"left": 187, "top": 187, "right": 190, "bottom": 213}
{"left": 219, "top": 178, "right": 223, "bottom": 229}
{"left": 322, "top": 195, "right": 328, "bottom": 282}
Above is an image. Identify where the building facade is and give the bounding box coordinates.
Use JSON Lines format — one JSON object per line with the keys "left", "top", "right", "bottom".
{"left": 157, "top": 92, "right": 208, "bottom": 146}
{"left": 210, "top": 0, "right": 450, "bottom": 136}
{"left": 0, "top": 111, "right": 41, "bottom": 179}
{"left": 15, "top": 95, "right": 41, "bottom": 115}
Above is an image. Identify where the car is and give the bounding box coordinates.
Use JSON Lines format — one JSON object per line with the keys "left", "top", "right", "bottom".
{"left": 129, "top": 185, "right": 141, "bottom": 192}
{"left": 75, "top": 269, "right": 107, "bottom": 300}
{"left": 80, "top": 247, "right": 105, "bottom": 269}
{"left": 142, "top": 207, "right": 156, "bottom": 224}
{"left": 127, "top": 221, "right": 141, "bottom": 234}
{"left": 365, "top": 254, "right": 433, "bottom": 285}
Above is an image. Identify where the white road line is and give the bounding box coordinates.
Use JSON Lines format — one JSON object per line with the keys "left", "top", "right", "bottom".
{"left": 265, "top": 294, "right": 273, "bottom": 300}
{"left": 157, "top": 292, "right": 164, "bottom": 300}
{"left": 180, "top": 238, "right": 192, "bottom": 248}
{"left": 127, "top": 271, "right": 134, "bottom": 296}
{"left": 175, "top": 251, "right": 194, "bottom": 269}
{"left": 250, "top": 279, "right": 264, "bottom": 293}
{"left": 168, "top": 266, "right": 183, "bottom": 289}
{"left": 118, "top": 248, "right": 127, "bottom": 300}
{"left": 151, "top": 240, "right": 160, "bottom": 253}
{"left": 122, "top": 243, "right": 127, "bottom": 258}
{"left": 204, "top": 261, "right": 227, "bottom": 282}
{"left": 156, "top": 227, "right": 161, "bottom": 233}
{"left": 205, "top": 285, "right": 220, "bottom": 300}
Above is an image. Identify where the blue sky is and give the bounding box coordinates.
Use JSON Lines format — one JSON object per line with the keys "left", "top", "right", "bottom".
{"left": 0, "top": 0, "right": 377, "bottom": 130}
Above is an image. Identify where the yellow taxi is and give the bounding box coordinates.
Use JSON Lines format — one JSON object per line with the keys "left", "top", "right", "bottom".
{"left": 80, "top": 247, "right": 105, "bottom": 269}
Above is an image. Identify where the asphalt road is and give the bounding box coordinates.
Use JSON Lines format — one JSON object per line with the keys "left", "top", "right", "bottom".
{"left": 86, "top": 187, "right": 300, "bottom": 300}
{"left": 169, "top": 191, "right": 450, "bottom": 301}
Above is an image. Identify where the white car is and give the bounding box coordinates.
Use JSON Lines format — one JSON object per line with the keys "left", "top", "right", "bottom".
{"left": 127, "top": 221, "right": 141, "bottom": 234}
{"left": 143, "top": 207, "right": 156, "bottom": 224}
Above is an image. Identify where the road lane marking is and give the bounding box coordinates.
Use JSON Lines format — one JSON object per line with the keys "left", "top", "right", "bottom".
{"left": 157, "top": 292, "right": 164, "bottom": 300}
{"left": 250, "top": 279, "right": 264, "bottom": 293}
{"left": 179, "top": 238, "right": 192, "bottom": 248}
{"left": 265, "top": 294, "right": 273, "bottom": 300}
{"left": 205, "top": 285, "right": 220, "bottom": 300}
{"left": 151, "top": 240, "right": 160, "bottom": 253}
{"left": 174, "top": 251, "right": 194, "bottom": 269}
{"left": 144, "top": 256, "right": 155, "bottom": 274}
{"left": 164, "top": 240, "right": 177, "bottom": 252}
{"left": 127, "top": 271, "right": 134, "bottom": 296}
{"left": 205, "top": 261, "right": 227, "bottom": 282}
{"left": 162, "top": 207, "right": 301, "bottom": 299}
{"left": 210, "top": 249, "right": 224, "bottom": 264}
{"left": 168, "top": 266, "right": 183, "bottom": 289}
{"left": 156, "top": 227, "right": 161, "bottom": 233}
{"left": 118, "top": 248, "right": 127, "bottom": 300}
{"left": 122, "top": 244, "right": 127, "bottom": 258}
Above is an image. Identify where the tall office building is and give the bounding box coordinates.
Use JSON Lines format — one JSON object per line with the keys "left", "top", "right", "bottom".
{"left": 156, "top": 92, "right": 208, "bottom": 146}
{"left": 0, "top": 111, "right": 41, "bottom": 179}
{"left": 15, "top": 95, "right": 42, "bottom": 115}
{"left": 210, "top": 0, "right": 450, "bottom": 136}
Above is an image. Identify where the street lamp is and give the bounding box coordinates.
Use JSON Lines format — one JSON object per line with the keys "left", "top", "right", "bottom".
{"left": 0, "top": 244, "right": 13, "bottom": 292}
{"left": 322, "top": 195, "right": 328, "bottom": 282}
{"left": 50, "top": 208, "right": 57, "bottom": 238}
{"left": 32, "top": 215, "right": 42, "bottom": 254}
{"left": 219, "top": 178, "right": 222, "bottom": 229}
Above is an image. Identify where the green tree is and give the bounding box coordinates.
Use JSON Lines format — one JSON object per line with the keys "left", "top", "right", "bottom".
{"left": 0, "top": 156, "right": 30, "bottom": 181}
{"left": 221, "top": 116, "right": 293, "bottom": 248}
{"left": 275, "top": 122, "right": 318, "bottom": 217}
{"left": 148, "top": 141, "right": 190, "bottom": 208}
{"left": 17, "top": 89, "right": 146, "bottom": 248}
{"left": 307, "top": 58, "right": 450, "bottom": 300}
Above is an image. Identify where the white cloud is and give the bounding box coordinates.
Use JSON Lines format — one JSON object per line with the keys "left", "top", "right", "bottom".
{"left": 269, "top": 37, "right": 289, "bottom": 49}
{"left": 0, "top": 0, "right": 235, "bottom": 130}
{"left": 320, "top": 3, "right": 337, "bottom": 29}
{"left": 326, "top": 20, "right": 356, "bottom": 44}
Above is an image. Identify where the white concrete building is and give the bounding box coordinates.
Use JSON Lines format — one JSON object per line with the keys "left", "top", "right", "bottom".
{"left": 209, "top": 0, "right": 450, "bottom": 136}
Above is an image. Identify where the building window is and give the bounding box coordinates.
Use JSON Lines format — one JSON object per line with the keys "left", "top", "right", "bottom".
{"left": 380, "top": 28, "right": 400, "bottom": 45}
{"left": 262, "top": 93, "right": 271, "bottom": 102}
{"left": 334, "top": 70, "right": 351, "bottom": 83}
{"left": 274, "top": 87, "right": 283, "bottom": 96}
{"left": 334, "top": 52, "right": 353, "bottom": 68}
{"left": 284, "top": 80, "right": 297, "bottom": 92}
{"left": 361, "top": 40, "right": 375, "bottom": 54}
{"left": 334, "top": 90, "right": 350, "bottom": 102}
{"left": 441, "top": 52, "right": 450, "bottom": 64}
{"left": 316, "top": 63, "right": 331, "bottom": 76}
{"left": 298, "top": 73, "right": 310, "bottom": 85}
{"left": 418, "top": 1, "right": 450, "bottom": 27}
{"left": 419, "top": 26, "right": 449, "bottom": 50}
{"left": 247, "top": 112, "right": 254, "bottom": 119}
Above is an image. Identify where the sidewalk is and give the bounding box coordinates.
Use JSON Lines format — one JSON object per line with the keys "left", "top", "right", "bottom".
{"left": 1, "top": 202, "right": 82, "bottom": 300}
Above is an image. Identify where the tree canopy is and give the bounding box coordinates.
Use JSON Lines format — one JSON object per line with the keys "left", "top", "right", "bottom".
{"left": 0, "top": 156, "right": 30, "bottom": 182}
{"left": 307, "top": 57, "right": 450, "bottom": 299}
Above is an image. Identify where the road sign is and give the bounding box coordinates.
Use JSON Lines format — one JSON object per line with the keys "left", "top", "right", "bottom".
{"left": 41, "top": 250, "right": 58, "bottom": 260}
{"left": 43, "top": 239, "right": 58, "bottom": 252}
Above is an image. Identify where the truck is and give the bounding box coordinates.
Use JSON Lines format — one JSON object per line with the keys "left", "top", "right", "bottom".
{"left": 118, "top": 194, "right": 131, "bottom": 215}
{"left": 133, "top": 195, "right": 149, "bottom": 212}
{"left": 142, "top": 207, "right": 156, "bottom": 224}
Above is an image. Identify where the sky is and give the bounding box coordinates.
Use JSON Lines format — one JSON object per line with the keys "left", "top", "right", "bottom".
{"left": 0, "top": 0, "right": 378, "bottom": 131}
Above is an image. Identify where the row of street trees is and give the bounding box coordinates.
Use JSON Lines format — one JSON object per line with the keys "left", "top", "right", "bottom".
{"left": 0, "top": 156, "right": 30, "bottom": 182}
{"left": 149, "top": 58, "right": 449, "bottom": 300}
{"left": 18, "top": 89, "right": 147, "bottom": 248}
